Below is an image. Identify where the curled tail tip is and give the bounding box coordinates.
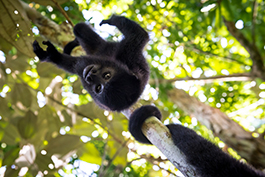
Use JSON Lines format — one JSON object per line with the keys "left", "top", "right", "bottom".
{"left": 129, "top": 105, "right": 162, "bottom": 144}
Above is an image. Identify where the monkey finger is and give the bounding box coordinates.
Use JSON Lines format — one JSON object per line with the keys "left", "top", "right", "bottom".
{"left": 99, "top": 20, "right": 110, "bottom": 26}
{"left": 42, "top": 41, "right": 53, "bottom": 46}
{"left": 32, "top": 40, "right": 48, "bottom": 60}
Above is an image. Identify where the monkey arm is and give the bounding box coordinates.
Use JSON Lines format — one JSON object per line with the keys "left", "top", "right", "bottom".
{"left": 101, "top": 15, "right": 149, "bottom": 50}
{"left": 33, "top": 40, "right": 77, "bottom": 74}
{"left": 72, "top": 23, "right": 106, "bottom": 55}
{"left": 100, "top": 15, "right": 149, "bottom": 74}
{"left": 100, "top": 15, "right": 149, "bottom": 41}
{"left": 63, "top": 38, "right": 79, "bottom": 55}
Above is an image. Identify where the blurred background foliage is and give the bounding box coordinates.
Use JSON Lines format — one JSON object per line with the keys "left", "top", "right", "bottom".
{"left": 0, "top": 0, "right": 265, "bottom": 176}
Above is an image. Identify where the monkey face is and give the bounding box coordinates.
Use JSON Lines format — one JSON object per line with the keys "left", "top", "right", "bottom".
{"left": 79, "top": 63, "right": 141, "bottom": 111}
{"left": 82, "top": 64, "right": 115, "bottom": 94}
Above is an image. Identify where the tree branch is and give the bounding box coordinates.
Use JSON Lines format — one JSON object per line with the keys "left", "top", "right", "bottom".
{"left": 121, "top": 104, "right": 198, "bottom": 176}
{"left": 142, "top": 117, "right": 197, "bottom": 177}
{"left": 20, "top": 0, "right": 74, "bottom": 47}
{"left": 185, "top": 44, "right": 250, "bottom": 66}
{"left": 168, "top": 88, "right": 265, "bottom": 169}
{"left": 223, "top": 19, "right": 265, "bottom": 81}
{"left": 149, "top": 73, "right": 252, "bottom": 85}
{"left": 252, "top": 0, "right": 258, "bottom": 45}
{"left": 99, "top": 139, "right": 130, "bottom": 177}
{"left": 51, "top": 0, "right": 74, "bottom": 27}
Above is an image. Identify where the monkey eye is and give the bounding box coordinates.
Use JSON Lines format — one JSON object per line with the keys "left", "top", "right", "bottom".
{"left": 95, "top": 84, "right": 102, "bottom": 94}
{"left": 103, "top": 72, "right": 111, "bottom": 80}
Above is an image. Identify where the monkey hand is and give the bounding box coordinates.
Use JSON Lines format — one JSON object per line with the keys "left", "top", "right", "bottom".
{"left": 33, "top": 40, "right": 60, "bottom": 62}
{"left": 100, "top": 15, "right": 121, "bottom": 26}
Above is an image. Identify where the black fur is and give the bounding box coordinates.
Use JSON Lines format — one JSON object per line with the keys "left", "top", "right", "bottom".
{"left": 63, "top": 38, "right": 79, "bottom": 55}
{"left": 129, "top": 105, "right": 265, "bottom": 177}
{"left": 129, "top": 105, "right": 162, "bottom": 144}
{"left": 33, "top": 15, "right": 149, "bottom": 111}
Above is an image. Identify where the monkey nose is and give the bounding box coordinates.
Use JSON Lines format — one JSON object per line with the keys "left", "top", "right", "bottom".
{"left": 83, "top": 65, "right": 94, "bottom": 79}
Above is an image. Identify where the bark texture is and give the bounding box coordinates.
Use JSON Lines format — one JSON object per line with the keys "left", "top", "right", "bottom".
{"left": 224, "top": 19, "right": 265, "bottom": 81}
{"left": 168, "top": 88, "right": 265, "bottom": 169}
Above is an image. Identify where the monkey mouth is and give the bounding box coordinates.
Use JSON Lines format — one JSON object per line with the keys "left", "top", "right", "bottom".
{"left": 83, "top": 65, "right": 94, "bottom": 79}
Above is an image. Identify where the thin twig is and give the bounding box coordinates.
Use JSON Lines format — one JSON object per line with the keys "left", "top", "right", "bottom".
{"left": 149, "top": 73, "right": 252, "bottom": 85}
{"left": 98, "top": 143, "right": 107, "bottom": 177}
{"left": 184, "top": 44, "right": 250, "bottom": 66}
{"left": 179, "top": 64, "right": 190, "bottom": 77}
{"left": 99, "top": 139, "right": 130, "bottom": 177}
{"left": 252, "top": 0, "right": 258, "bottom": 45}
{"left": 51, "top": 0, "right": 74, "bottom": 27}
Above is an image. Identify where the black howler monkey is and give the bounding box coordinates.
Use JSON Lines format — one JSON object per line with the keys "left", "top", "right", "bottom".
{"left": 129, "top": 105, "right": 265, "bottom": 177}
{"left": 33, "top": 15, "right": 149, "bottom": 111}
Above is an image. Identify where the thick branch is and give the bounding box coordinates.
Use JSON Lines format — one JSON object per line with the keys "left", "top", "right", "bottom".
{"left": 20, "top": 0, "right": 74, "bottom": 47}
{"left": 142, "top": 117, "right": 197, "bottom": 177}
{"left": 224, "top": 19, "right": 265, "bottom": 81}
{"left": 168, "top": 88, "right": 265, "bottom": 169}
{"left": 122, "top": 105, "right": 198, "bottom": 176}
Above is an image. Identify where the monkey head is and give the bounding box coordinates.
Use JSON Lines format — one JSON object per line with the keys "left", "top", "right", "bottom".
{"left": 78, "top": 60, "right": 141, "bottom": 111}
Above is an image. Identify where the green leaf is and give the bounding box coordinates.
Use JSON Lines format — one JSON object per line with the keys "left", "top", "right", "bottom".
{"left": 10, "top": 83, "right": 32, "bottom": 109}
{"left": 214, "top": 4, "right": 222, "bottom": 29}
{"left": 5, "top": 53, "right": 29, "bottom": 73}
{"left": 38, "top": 77, "right": 54, "bottom": 91}
{"left": 78, "top": 142, "right": 102, "bottom": 165}
{"left": 37, "top": 62, "right": 64, "bottom": 78}
{"left": 72, "top": 78, "right": 83, "bottom": 94}
{"left": 1, "top": 121, "right": 21, "bottom": 145}
{"left": 0, "top": 62, "right": 6, "bottom": 89}
{"left": 221, "top": 0, "right": 234, "bottom": 21}
{"left": 0, "top": 121, "right": 7, "bottom": 141}
{"left": 34, "top": 152, "right": 53, "bottom": 172}
{"left": 108, "top": 113, "right": 125, "bottom": 137}
{"left": 2, "top": 147, "right": 20, "bottom": 166}
{"left": 107, "top": 138, "right": 128, "bottom": 167}
{"left": 61, "top": 110, "right": 73, "bottom": 127}
{"left": 3, "top": 166, "right": 19, "bottom": 177}
{"left": 77, "top": 103, "right": 106, "bottom": 124}
{"left": 38, "top": 105, "right": 62, "bottom": 136}
{"left": 45, "top": 134, "right": 83, "bottom": 156}
{"left": 0, "top": 36, "right": 12, "bottom": 53}
{"left": 0, "top": 97, "right": 12, "bottom": 118}
{"left": 0, "top": 0, "right": 34, "bottom": 57}
{"left": 17, "top": 111, "right": 37, "bottom": 139}
{"left": 68, "top": 118, "right": 96, "bottom": 137}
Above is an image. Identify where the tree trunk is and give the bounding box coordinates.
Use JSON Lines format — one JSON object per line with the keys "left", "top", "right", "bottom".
{"left": 168, "top": 88, "right": 265, "bottom": 169}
